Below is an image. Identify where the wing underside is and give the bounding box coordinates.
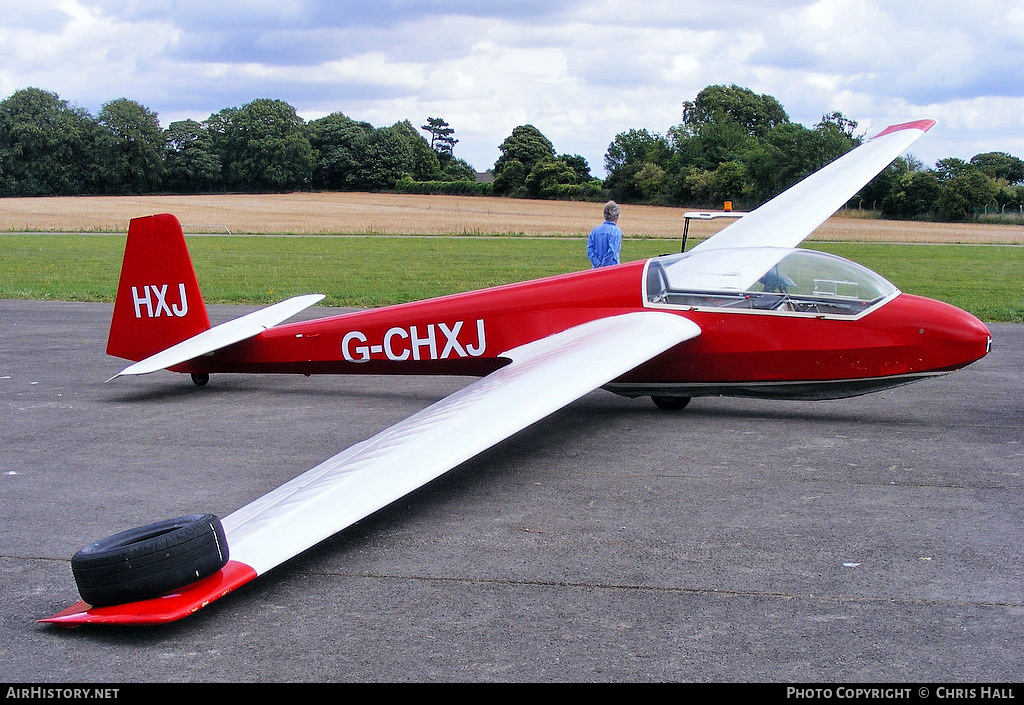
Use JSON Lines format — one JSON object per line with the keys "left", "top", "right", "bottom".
{"left": 223, "top": 311, "right": 700, "bottom": 575}
{"left": 688, "top": 119, "right": 934, "bottom": 291}
{"left": 44, "top": 311, "right": 700, "bottom": 624}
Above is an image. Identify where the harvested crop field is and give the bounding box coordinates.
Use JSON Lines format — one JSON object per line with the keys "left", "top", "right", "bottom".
{"left": 1, "top": 192, "right": 1021, "bottom": 244}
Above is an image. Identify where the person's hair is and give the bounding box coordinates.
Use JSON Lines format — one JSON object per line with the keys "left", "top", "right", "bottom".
{"left": 603, "top": 201, "right": 620, "bottom": 221}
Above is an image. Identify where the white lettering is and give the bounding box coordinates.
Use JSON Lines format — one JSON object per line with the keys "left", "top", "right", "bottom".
{"left": 171, "top": 283, "right": 189, "bottom": 316}
{"left": 130, "top": 283, "right": 189, "bottom": 319}
{"left": 342, "top": 331, "right": 370, "bottom": 362}
{"left": 384, "top": 327, "right": 410, "bottom": 361}
{"left": 6, "top": 686, "right": 121, "bottom": 698}
{"left": 982, "top": 688, "right": 1014, "bottom": 699}
{"left": 131, "top": 285, "right": 152, "bottom": 318}
{"left": 151, "top": 284, "right": 173, "bottom": 317}
{"left": 466, "top": 318, "right": 486, "bottom": 356}
{"left": 409, "top": 324, "right": 437, "bottom": 361}
{"left": 341, "top": 319, "right": 487, "bottom": 363}
{"left": 438, "top": 321, "right": 466, "bottom": 359}
{"left": 786, "top": 687, "right": 833, "bottom": 698}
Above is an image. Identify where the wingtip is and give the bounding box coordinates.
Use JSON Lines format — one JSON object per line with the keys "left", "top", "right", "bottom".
{"left": 872, "top": 119, "right": 936, "bottom": 140}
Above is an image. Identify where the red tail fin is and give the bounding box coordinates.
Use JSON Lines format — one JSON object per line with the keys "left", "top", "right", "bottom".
{"left": 107, "top": 214, "right": 211, "bottom": 362}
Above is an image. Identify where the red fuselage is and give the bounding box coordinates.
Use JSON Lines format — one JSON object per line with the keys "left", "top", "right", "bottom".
{"left": 185, "top": 258, "right": 991, "bottom": 401}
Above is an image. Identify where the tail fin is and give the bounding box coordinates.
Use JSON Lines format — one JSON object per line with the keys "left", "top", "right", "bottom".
{"left": 107, "top": 214, "right": 211, "bottom": 362}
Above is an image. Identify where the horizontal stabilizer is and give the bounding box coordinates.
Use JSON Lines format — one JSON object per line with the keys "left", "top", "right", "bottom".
{"left": 107, "top": 294, "right": 325, "bottom": 381}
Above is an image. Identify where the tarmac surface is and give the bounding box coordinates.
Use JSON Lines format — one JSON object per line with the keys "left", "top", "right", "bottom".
{"left": 1, "top": 299, "right": 1022, "bottom": 683}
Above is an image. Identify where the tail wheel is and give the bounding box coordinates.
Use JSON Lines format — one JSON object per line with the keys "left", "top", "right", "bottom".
{"left": 651, "top": 395, "right": 691, "bottom": 411}
{"left": 71, "top": 514, "right": 229, "bottom": 607}
{"left": 190, "top": 373, "right": 210, "bottom": 386}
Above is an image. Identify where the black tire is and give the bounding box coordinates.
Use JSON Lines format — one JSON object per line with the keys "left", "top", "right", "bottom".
{"left": 71, "top": 514, "right": 229, "bottom": 607}
{"left": 651, "top": 395, "right": 691, "bottom": 411}
{"left": 190, "top": 373, "right": 210, "bottom": 387}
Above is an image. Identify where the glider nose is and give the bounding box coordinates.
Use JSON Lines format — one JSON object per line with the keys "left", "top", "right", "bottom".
{"left": 906, "top": 294, "right": 991, "bottom": 371}
{"left": 941, "top": 301, "right": 991, "bottom": 367}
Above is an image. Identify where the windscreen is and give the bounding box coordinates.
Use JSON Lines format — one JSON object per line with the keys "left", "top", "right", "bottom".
{"left": 645, "top": 248, "right": 898, "bottom": 316}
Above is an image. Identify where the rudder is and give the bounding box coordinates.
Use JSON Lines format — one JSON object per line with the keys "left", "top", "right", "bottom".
{"left": 107, "top": 214, "right": 211, "bottom": 362}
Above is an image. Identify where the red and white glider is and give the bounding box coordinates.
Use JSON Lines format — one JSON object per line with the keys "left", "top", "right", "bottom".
{"left": 43, "top": 119, "right": 991, "bottom": 626}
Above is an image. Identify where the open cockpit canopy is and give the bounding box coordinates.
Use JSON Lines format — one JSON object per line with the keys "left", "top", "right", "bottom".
{"left": 645, "top": 248, "right": 899, "bottom": 317}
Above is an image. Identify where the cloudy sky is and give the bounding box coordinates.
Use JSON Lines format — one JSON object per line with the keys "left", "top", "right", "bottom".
{"left": 2, "top": 0, "right": 1023, "bottom": 175}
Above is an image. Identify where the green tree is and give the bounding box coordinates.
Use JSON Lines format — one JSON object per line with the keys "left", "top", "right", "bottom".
{"left": 816, "top": 111, "right": 859, "bottom": 140}
{"left": 604, "top": 128, "right": 671, "bottom": 201}
{"left": 206, "top": 99, "right": 314, "bottom": 191}
{"left": 558, "top": 153, "right": 592, "bottom": 183}
{"left": 389, "top": 119, "right": 441, "bottom": 181}
{"left": 307, "top": 112, "right": 375, "bottom": 189}
{"left": 881, "top": 169, "right": 941, "bottom": 219}
{"left": 671, "top": 119, "right": 755, "bottom": 172}
{"left": 357, "top": 125, "right": 413, "bottom": 190}
{"left": 164, "top": 119, "right": 222, "bottom": 192}
{"left": 857, "top": 155, "right": 914, "bottom": 211}
{"left": 0, "top": 87, "right": 101, "bottom": 195}
{"left": 998, "top": 183, "right": 1024, "bottom": 213}
{"left": 440, "top": 157, "right": 477, "bottom": 181}
{"left": 970, "top": 151, "right": 1024, "bottom": 184}
{"left": 525, "top": 157, "right": 578, "bottom": 198}
{"left": 743, "top": 121, "right": 857, "bottom": 204}
{"left": 680, "top": 161, "right": 750, "bottom": 207}
{"left": 605, "top": 128, "right": 670, "bottom": 176}
{"left": 420, "top": 116, "right": 458, "bottom": 166}
{"left": 681, "top": 84, "right": 789, "bottom": 140}
{"left": 96, "top": 98, "right": 165, "bottom": 193}
{"left": 633, "top": 162, "right": 667, "bottom": 201}
{"left": 492, "top": 159, "right": 526, "bottom": 195}
{"left": 493, "top": 125, "right": 555, "bottom": 193}
{"left": 939, "top": 169, "right": 999, "bottom": 221}
{"left": 934, "top": 157, "right": 974, "bottom": 182}
{"left": 660, "top": 87, "right": 862, "bottom": 208}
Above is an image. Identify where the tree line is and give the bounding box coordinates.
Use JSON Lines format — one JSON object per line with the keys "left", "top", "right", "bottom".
{"left": 2, "top": 84, "right": 1022, "bottom": 222}
{"left": 596, "top": 85, "right": 1024, "bottom": 222}
{"left": 0, "top": 87, "right": 480, "bottom": 197}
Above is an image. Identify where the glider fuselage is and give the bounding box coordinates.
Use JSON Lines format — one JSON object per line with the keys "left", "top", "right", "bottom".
{"left": 183, "top": 255, "right": 991, "bottom": 401}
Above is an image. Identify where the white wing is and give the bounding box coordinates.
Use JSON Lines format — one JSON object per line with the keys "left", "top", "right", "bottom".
{"left": 688, "top": 120, "right": 934, "bottom": 290}
{"left": 694, "top": 120, "right": 934, "bottom": 252}
{"left": 222, "top": 311, "right": 701, "bottom": 575}
{"left": 107, "top": 294, "right": 325, "bottom": 381}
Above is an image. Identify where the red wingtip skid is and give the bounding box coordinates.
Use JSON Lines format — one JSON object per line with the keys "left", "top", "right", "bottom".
{"left": 40, "top": 561, "right": 257, "bottom": 627}
{"left": 872, "top": 119, "right": 936, "bottom": 139}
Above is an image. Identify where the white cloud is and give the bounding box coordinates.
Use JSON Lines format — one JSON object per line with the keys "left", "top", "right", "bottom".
{"left": 2, "top": 0, "right": 1023, "bottom": 173}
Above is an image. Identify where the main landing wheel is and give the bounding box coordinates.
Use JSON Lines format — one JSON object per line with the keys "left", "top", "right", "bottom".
{"left": 651, "top": 395, "right": 691, "bottom": 411}
{"left": 70, "top": 514, "right": 229, "bottom": 607}
{"left": 190, "top": 373, "right": 210, "bottom": 386}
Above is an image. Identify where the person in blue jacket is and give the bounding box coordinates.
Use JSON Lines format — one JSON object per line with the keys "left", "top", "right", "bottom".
{"left": 587, "top": 201, "right": 622, "bottom": 267}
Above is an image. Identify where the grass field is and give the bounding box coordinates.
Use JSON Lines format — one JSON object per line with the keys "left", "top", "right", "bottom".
{"left": 1, "top": 193, "right": 1022, "bottom": 321}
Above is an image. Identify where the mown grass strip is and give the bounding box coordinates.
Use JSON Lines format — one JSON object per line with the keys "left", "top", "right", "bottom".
{"left": 1, "top": 234, "right": 1021, "bottom": 321}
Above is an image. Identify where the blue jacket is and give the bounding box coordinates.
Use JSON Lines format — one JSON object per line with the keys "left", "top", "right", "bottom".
{"left": 587, "top": 221, "right": 622, "bottom": 267}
